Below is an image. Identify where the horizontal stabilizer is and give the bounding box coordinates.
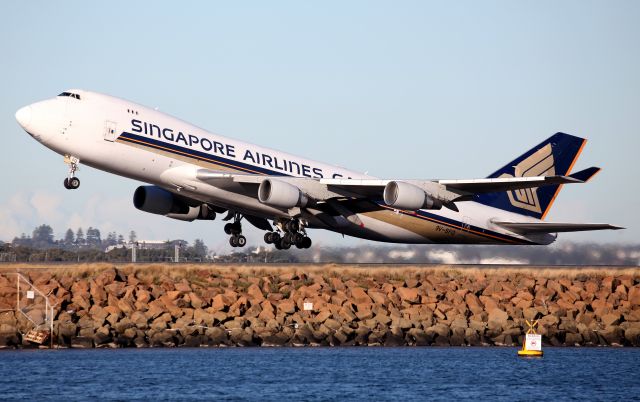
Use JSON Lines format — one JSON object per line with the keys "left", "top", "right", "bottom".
{"left": 568, "top": 166, "right": 601, "bottom": 182}
{"left": 493, "top": 221, "right": 624, "bottom": 234}
{"left": 439, "top": 174, "right": 582, "bottom": 194}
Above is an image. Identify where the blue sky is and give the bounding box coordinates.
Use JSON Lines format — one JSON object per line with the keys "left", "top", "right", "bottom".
{"left": 0, "top": 1, "right": 638, "bottom": 251}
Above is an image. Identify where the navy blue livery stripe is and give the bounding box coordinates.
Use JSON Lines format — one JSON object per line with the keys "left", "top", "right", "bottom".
{"left": 118, "top": 132, "right": 287, "bottom": 176}
{"left": 118, "top": 131, "right": 531, "bottom": 245}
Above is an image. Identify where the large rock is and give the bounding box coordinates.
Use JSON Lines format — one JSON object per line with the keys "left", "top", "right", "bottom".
{"left": 211, "top": 294, "right": 230, "bottom": 312}
{"left": 350, "top": 287, "right": 372, "bottom": 304}
{"left": 150, "top": 331, "right": 175, "bottom": 347}
{"left": 71, "top": 336, "right": 94, "bottom": 348}
{"left": 624, "top": 326, "right": 640, "bottom": 346}
{"left": 396, "top": 288, "right": 420, "bottom": 304}
{"left": 479, "top": 295, "right": 499, "bottom": 312}
{"left": 247, "top": 284, "right": 265, "bottom": 303}
{"left": 382, "top": 328, "right": 405, "bottom": 347}
{"left": 261, "top": 331, "right": 291, "bottom": 346}
{"left": 628, "top": 286, "right": 640, "bottom": 306}
{"left": 487, "top": 308, "right": 509, "bottom": 327}
{"left": 601, "top": 312, "right": 622, "bottom": 327}
{"left": 338, "top": 305, "right": 357, "bottom": 323}
{"left": 599, "top": 327, "right": 624, "bottom": 346}
{"left": 204, "top": 327, "right": 228, "bottom": 345}
{"left": 565, "top": 332, "right": 583, "bottom": 346}
{"left": 277, "top": 299, "right": 296, "bottom": 315}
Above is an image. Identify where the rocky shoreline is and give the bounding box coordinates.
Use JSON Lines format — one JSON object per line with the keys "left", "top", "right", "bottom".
{"left": 1, "top": 264, "right": 639, "bottom": 348}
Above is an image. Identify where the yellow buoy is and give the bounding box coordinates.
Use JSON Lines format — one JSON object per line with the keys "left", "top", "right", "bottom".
{"left": 518, "top": 320, "right": 543, "bottom": 357}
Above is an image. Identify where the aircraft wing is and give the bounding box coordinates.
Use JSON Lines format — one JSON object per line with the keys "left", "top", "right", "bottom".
{"left": 493, "top": 221, "right": 624, "bottom": 234}
{"left": 196, "top": 166, "right": 600, "bottom": 203}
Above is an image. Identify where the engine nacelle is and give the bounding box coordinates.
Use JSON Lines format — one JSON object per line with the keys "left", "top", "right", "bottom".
{"left": 133, "top": 186, "right": 218, "bottom": 221}
{"left": 167, "top": 204, "right": 217, "bottom": 222}
{"left": 383, "top": 181, "right": 442, "bottom": 211}
{"left": 134, "top": 186, "right": 189, "bottom": 215}
{"left": 258, "top": 179, "right": 308, "bottom": 209}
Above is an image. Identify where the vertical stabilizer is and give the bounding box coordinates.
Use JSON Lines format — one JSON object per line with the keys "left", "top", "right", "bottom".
{"left": 475, "top": 132, "right": 586, "bottom": 219}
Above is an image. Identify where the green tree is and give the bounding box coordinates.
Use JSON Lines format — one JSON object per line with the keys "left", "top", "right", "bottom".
{"left": 32, "top": 224, "right": 54, "bottom": 248}
{"left": 193, "top": 239, "right": 208, "bottom": 258}
{"left": 105, "top": 232, "right": 117, "bottom": 247}
{"left": 75, "top": 228, "right": 85, "bottom": 245}
{"left": 64, "top": 228, "right": 75, "bottom": 246}
{"left": 86, "top": 227, "right": 102, "bottom": 248}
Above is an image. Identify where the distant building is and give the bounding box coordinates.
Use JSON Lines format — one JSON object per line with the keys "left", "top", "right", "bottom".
{"left": 105, "top": 240, "right": 176, "bottom": 253}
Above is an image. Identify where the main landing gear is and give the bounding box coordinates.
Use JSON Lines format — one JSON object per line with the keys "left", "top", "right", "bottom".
{"left": 63, "top": 156, "right": 80, "bottom": 190}
{"left": 224, "top": 213, "right": 247, "bottom": 248}
{"left": 264, "top": 219, "right": 312, "bottom": 250}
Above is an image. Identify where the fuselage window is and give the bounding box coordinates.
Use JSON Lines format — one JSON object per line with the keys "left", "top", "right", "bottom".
{"left": 57, "top": 92, "right": 81, "bottom": 100}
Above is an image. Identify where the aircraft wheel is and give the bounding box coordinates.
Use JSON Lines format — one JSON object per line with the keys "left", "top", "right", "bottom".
{"left": 286, "top": 220, "right": 299, "bottom": 233}
{"left": 229, "top": 236, "right": 238, "bottom": 247}
{"left": 264, "top": 232, "right": 273, "bottom": 244}
{"left": 68, "top": 177, "right": 80, "bottom": 189}
{"left": 224, "top": 223, "right": 233, "bottom": 235}
{"left": 280, "top": 238, "right": 291, "bottom": 250}
{"left": 237, "top": 235, "right": 247, "bottom": 247}
{"left": 302, "top": 237, "right": 312, "bottom": 249}
{"left": 63, "top": 178, "right": 70, "bottom": 189}
{"left": 294, "top": 233, "right": 304, "bottom": 245}
{"left": 274, "top": 238, "right": 283, "bottom": 250}
{"left": 230, "top": 222, "right": 242, "bottom": 234}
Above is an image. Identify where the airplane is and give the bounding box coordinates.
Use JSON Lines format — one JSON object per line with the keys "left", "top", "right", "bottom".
{"left": 15, "top": 89, "right": 622, "bottom": 249}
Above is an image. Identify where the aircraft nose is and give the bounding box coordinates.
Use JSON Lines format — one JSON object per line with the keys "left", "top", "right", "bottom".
{"left": 15, "top": 105, "right": 32, "bottom": 129}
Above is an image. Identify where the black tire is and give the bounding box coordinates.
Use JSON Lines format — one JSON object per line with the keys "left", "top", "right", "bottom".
{"left": 229, "top": 236, "right": 238, "bottom": 247}
{"left": 294, "top": 233, "right": 304, "bottom": 245}
{"left": 286, "top": 220, "right": 299, "bottom": 233}
{"left": 281, "top": 239, "right": 291, "bottom": 250}
{"left": 302, "top": 237, "right": 312, "bottom": 249}
{"left": 283, "top": 232, "right": 292, "bottom": 244}
{"left": 231, "top": 222, "right": 242, "bottom": 235}
{"left": 63, "top": 178, "right": 70, "bottom": 189}
{"left": 274, "top": 238, "right": 283, "bottom": 250}
{"left": 264, "top": 232, "right": 273, "bottom": 244}
{"left": 237, "top": 235, "right": 247, "bottom": 247}
{"left": 224, "top": 223, "right": 233, "bottom": 235}
{"left": 69, "top": 177, "right": 80, "bottom": 189}
{"left": 271, "top": 232, "right": 281, "bottom": 242}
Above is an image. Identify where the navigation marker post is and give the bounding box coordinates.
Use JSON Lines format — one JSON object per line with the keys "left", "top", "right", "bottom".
{"left": 518, "top": 320, "right": 543, "bottom": 357}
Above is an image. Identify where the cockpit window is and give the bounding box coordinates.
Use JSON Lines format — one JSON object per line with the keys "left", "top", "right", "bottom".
{"left": 58, "top": 92, "right": 81, "bottom": 100}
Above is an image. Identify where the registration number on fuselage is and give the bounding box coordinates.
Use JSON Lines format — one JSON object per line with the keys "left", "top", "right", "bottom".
{"left": 435, "top": 225, "right": 456, "bottom": 237}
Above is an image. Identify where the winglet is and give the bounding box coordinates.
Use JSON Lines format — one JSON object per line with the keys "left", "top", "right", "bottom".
{"left": 568, "top": 166, "right": 601, "bottom": 182}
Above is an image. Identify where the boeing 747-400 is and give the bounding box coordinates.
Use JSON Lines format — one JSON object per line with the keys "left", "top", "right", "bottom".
{"left": 15, "top": 90, "right": 622, "bottom": 249}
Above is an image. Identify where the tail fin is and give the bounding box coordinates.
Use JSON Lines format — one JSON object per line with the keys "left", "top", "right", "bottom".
{"left": 475, "top": 132, "right": 587, "bottom": 220}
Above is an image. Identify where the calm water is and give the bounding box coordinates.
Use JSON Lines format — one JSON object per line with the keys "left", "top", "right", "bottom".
{"left": 0, "top": 348, "right": 638, "bottom": 401}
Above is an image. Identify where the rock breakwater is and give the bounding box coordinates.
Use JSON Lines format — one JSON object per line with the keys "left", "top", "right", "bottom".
{"left": 1, "top": 264, "right": 639, "bottom": 348}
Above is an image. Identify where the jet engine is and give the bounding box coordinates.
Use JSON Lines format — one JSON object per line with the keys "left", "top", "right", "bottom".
{"left": 133, "top": 186, "right": 217, "bottom": 221}
{"left": 383, "top": 181, "right": 442, "bottom": 211}
{"left": 258, "top": 179, "right": 308, "bottom": 209}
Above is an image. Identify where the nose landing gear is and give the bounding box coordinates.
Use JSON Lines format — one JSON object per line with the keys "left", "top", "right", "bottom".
{"left": 224, "top": 213, "right": 247, "bottom": 248}
{"left": 63, "top": 155, "right": 80, "bottom": 190}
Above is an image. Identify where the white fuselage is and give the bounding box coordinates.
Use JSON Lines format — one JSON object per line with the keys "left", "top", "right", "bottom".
{"left": 16, "top": 89, "right": 551, "bottom": 246}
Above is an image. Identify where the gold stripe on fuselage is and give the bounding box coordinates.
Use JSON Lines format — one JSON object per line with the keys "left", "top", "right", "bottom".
{"left": 361, "top": 208, "right": 500, "bottom": 244}
{"left": 116, "top": 136, "right": 248, "bottom": 174}
{"left": 117, "top": 135, "right": 520, "bottom": 245}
